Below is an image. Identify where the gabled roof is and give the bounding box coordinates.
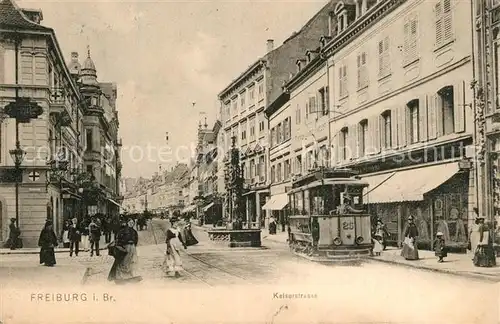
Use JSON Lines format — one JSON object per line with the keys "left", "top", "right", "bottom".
{"left": 0, "top": 0, "right": 51, "bottom": 31}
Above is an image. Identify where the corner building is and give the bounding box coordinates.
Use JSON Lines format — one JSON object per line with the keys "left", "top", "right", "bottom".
{"left": 324, "top": 0, "right": 475, "bottom": 250}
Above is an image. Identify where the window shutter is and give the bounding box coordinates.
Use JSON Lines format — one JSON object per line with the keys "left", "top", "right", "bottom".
{"left": 403, "top": 20, "right": 410, "bottom": 60}
{"left": 454, "top": 80, "right": 466, "bottom": 133}
{"left": 373, "top": 115, "right": 381, "bottom": 154}
{"left": 391, "top": 107, "right": 399, "bottom": 149}
{"left": 435, "top": 2, "right": 443, "bottom": 46}
{"left": 427, "top": 94, "right": 437, "bottom": 139}
{"left": 419, "top": 95, "right": 428, "bottom": 142}
{"left": 435, "top": 93, "right": 444, "bottom": 137}
{"left": 443, "top": 0, "right": 453, "bottom": 41}
{"left": 305, "top": 102, "right": 309, "bottom": 119}
{"left": 20, "top": 54, "right": 33, "bottom": 84}
{"left": 325, "top": 86, "right": 330, "bottom": 114}
{"left": 351, "top": 125, "right": 359, "bottom": 159}
{"left": 34, "top": 56, "right": 47, "bottom": 86}
{"left": 288, "top": 117, "right": 292, "bottom": 139}
{"left": 398, "top": 105, "right": 407, "bottom": 147}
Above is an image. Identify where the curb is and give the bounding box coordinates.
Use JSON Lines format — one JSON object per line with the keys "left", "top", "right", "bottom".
{"left": 367, "top": 257, "right": 500, "bottom": 283}
{"left": 0, "top": 246, "right": 108, "bottom": 255}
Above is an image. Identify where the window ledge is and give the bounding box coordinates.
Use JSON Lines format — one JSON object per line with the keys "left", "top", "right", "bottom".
{"left": 433, "top": 39, "right": 455, "bottom": 53}
{"left": 357, "top": 85, "right": 369, "bottom": 92}
{"left": 378, "top": 73, "right": 392, "bottom": 82}
{"left": 402, "top": 57, "right": 420, "bottom": 69}
{"left": 339, "top": 94, "right": 349, "bottom": 101}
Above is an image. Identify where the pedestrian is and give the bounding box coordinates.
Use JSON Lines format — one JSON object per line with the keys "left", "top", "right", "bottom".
{"left": 103, "top": 216, "right": 112, "bottom": 243}
{"left": 89, "top": 216, "right": 101, "bottom": 257}
{"left": 80, "top": 216, "right": 90, "bottom": 252}
{"left": 401, "top": 216, "right": 419, "bottom": 260}
{"left": 468, "top": 208, "right": 482, "bottom": 260}
{"left": 164, "top": 216, "right": 187, "bottom": 278}
{"left": 433, "top": 232, "right": 447, "bottom": 263}
{"left": 372, "top": 234, "right": 384, "bottom": 256}
{"left": 38, "top": 220, "right": 58, "bottom": 267}
{"left": 180, "top": 222, "right": 199, "bottom": 247}
{"left": 108, "top": 219, "right": 141, "bottom": 284}
{"left": 269, "top": 216, "right": 277, "bottom": 235}
{"left": 374, "top": 219, "right": 389, "bottom": 250}
{"left": 61, "top": 220, "right": 70, "bottom": 248}
{"left": 68, "top": 217, "right": 81, "bottom": 257}
{"left": 8, "top": 218, "right": 21, "bottom": 250}
{"left": 473, "top": 217, "right": 496, "bottom": 267}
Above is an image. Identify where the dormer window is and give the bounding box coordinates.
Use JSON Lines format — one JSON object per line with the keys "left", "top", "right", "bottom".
{"left": 334, "top": 2, "right": 348, "bottom": 34}
{"left": 355, "top": 0, "right": 380, "bottom": 18}
{"left": 296, "top": 59, "right": 306, "bottom": 72}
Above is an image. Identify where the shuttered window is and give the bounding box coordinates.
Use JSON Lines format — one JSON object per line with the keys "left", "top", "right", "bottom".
{"left": 357, "top": 52, "right": 368, "bottom": 89}
{"left": 378, "top": 37, "right": 391, "bottom": 77}
{"left": 341, "top": 127, "right": 349, "bottom": 160}
{"left": 438, "top": 86, "right": 455, "bottom": 135}
{"left": 403, "top": 15, "right": 419, "bottom": 64}
{"left": 20, "top": 54, "right": 46, "bottom": 85}
{"left": 296, "top": 105, "right": 301, "bottom": 124}
{"left": 359, "top": 120, "right": 368, "bottom": 157}
{"left": 339, "top": 65, "right": 348, "bottom": 98}
{"left": 382, "top": 111, "right": 392, "bottom": 149}
{"left": 435, "top": 0, "right": 453, "bottom": 48}
{"left": 408, "top": 101, "right": 420, "bottom": 144}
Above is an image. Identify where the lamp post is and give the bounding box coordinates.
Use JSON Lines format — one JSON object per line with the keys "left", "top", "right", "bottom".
{"left": 9, "top": 147, "right": 25, "bottom": 226}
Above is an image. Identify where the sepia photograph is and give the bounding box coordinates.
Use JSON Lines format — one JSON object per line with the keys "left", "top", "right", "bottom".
{"left": 0, "top": 0, "right": 499, "bottom": 323}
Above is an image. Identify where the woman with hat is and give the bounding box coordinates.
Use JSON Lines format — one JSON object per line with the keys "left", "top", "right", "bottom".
{"left": 164, "top": 216, "right": 187, "bottom": 278}
{"left": 108, "top": 218, "right": 142, "bottom": 283}
{"left": 433, "top": 232, "right": 447, "bottom": 263}
{"left": 38, "top": 220, "right": 58, "bottom": 266}
{"left": 468, "top": 208, "right": 482, "bottom": 260}
{"left": 401, "top": 216, "right": 419, "bottom": 260}
{"left": 473, "top": 215, "right": 496, "bottom": 267}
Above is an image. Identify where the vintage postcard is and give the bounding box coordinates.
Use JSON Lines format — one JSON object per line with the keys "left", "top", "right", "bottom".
{"left": 0, "top": 0, "right": 499, "bottom": 323}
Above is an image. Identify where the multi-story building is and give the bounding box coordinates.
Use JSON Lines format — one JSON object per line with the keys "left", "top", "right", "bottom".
{"left": 218, "top": 0, "right": 342, "bottom": 228}
{"left": 68, "top": 49, "right": 122, "bottom": 219}
{"left": 0, "top": 0, "right": 122, "bottom": 246}
{"left": 276, "top": 0, "right": 474, "bottom": 250}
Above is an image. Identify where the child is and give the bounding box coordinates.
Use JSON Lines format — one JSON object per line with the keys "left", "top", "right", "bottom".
{"left": 372, "top": 234, "right": 383, "bottom": 256}
{"left": 433, "top": 231, "right": 447, "bottom": 263}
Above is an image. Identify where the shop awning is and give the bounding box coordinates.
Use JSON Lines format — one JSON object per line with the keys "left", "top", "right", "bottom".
{"left": 203, "top": 202, "right": 215, "bottom": 212}
{"left": 107, "top": 198, "right": 121, "bottom": 207}
{"left": 362, "top": 162, "right": 461, "bottom": 204}
{"left": 262, "top": 193, "right": 289, "bottom": 210}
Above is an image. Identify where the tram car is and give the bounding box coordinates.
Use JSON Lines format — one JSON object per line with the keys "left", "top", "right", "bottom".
{"left": 287, "top": 168, "right": 372, "bottom": 262}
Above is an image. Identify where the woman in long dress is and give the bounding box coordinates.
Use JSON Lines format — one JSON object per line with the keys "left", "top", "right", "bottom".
{"left": 181, "top": 223, "right": 199, "bottom": 247}
{"left": 468, "top": 209, "right": 482, "bottom": 260}
{"left": 164, "top": 216, "right": 187, "bottom": 278}
{"left": 108, "top": 219, "right": 142, "bottom": 284}
{"left": 401, "top": 216, "right": 419, "bottom": 260}
{"left": 473, "top": 217, "right": 496, "bottom": 267}
{"left": 38, "top": 220, "right": 58, "bottom": 267}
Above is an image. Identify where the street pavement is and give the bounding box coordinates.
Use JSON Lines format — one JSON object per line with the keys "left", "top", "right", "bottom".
{"left": 0, "top": 220, "right": 498, "bottom": 324}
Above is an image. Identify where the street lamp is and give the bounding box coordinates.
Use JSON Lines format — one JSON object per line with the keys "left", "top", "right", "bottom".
{"left": 9, "top": 147, "right": 25, "bottom": 225}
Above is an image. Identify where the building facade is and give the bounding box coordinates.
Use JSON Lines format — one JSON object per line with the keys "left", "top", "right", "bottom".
{"left": 0, "top": 0, "right": 122, "bottom": 247}
{"left": 218, "top": 0, "right": 342, "bottom": 228}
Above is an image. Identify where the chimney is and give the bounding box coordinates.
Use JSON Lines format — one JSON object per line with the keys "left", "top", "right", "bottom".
{"left": 266, "top": 39, "right": 274, "bottom": 53}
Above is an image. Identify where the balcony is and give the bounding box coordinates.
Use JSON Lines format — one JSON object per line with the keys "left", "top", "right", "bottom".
{"left": 49, "top": 88, "right": 73, "bottom": 126}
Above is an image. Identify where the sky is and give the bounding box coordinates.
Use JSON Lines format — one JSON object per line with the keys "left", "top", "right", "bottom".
{"left": 17, "top": 0, "right": 327, "bottom": 179}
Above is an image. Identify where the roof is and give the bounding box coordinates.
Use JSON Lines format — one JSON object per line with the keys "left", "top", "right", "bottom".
{"left": 0, "top": 0, "right": 51, "bottom": 31}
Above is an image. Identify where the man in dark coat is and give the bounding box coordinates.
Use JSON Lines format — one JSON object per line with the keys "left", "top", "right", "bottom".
{"left": 38, "top": 220, "right": 58, "bottom": 266}
{"left": 8, "top": 218, "right": 21, "bottom": 250}
{"left": 68, "top": 217, "right": 81, "bottom": 257}
{"left": 89, "top": 216, "right": 102, "bottom": 257}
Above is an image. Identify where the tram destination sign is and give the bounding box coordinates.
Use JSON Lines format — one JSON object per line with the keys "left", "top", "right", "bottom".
{"left": 3, "top": 97, "right": 43, "bottom": 122}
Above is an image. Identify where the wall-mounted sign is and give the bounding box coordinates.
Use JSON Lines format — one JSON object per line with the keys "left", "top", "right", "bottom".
{"left": 4, "top": 97, "right": 43, "bottom": 122}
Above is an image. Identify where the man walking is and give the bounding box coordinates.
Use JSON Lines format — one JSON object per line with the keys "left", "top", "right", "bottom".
{"left": 8, "top": 218, "right": 21, "bottom": 250}
{"left": 68, "top": 217, "right": 81, "bottom": 257}
{"left": 89, "top": 216, "right": 101, "bottom": 257}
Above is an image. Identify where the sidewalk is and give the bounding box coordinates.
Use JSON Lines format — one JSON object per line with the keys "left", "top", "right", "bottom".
{"left": 370, "top": 247, "right": 500, "bottom": 282}
{"left": 0, "top": 235, "right": 109, "bottom": 255}
{"left": 259, "top": 232, "right": 500, "bottom": 282}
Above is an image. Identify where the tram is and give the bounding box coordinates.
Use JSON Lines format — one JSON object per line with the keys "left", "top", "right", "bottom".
{"left": 287, "top": 167, "right": 372, "bottom": 262}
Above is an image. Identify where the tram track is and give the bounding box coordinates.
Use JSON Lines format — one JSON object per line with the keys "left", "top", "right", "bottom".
{"left": 149, "top": 219, "right": 249, "bottom": 287}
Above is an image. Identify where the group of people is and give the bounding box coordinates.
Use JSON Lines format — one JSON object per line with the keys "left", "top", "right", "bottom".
{"left": 106, "top": 215, "right": 199, "bottom": 283}
{"left": 399, "top": 209, "right": 497, "bottom": 267}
